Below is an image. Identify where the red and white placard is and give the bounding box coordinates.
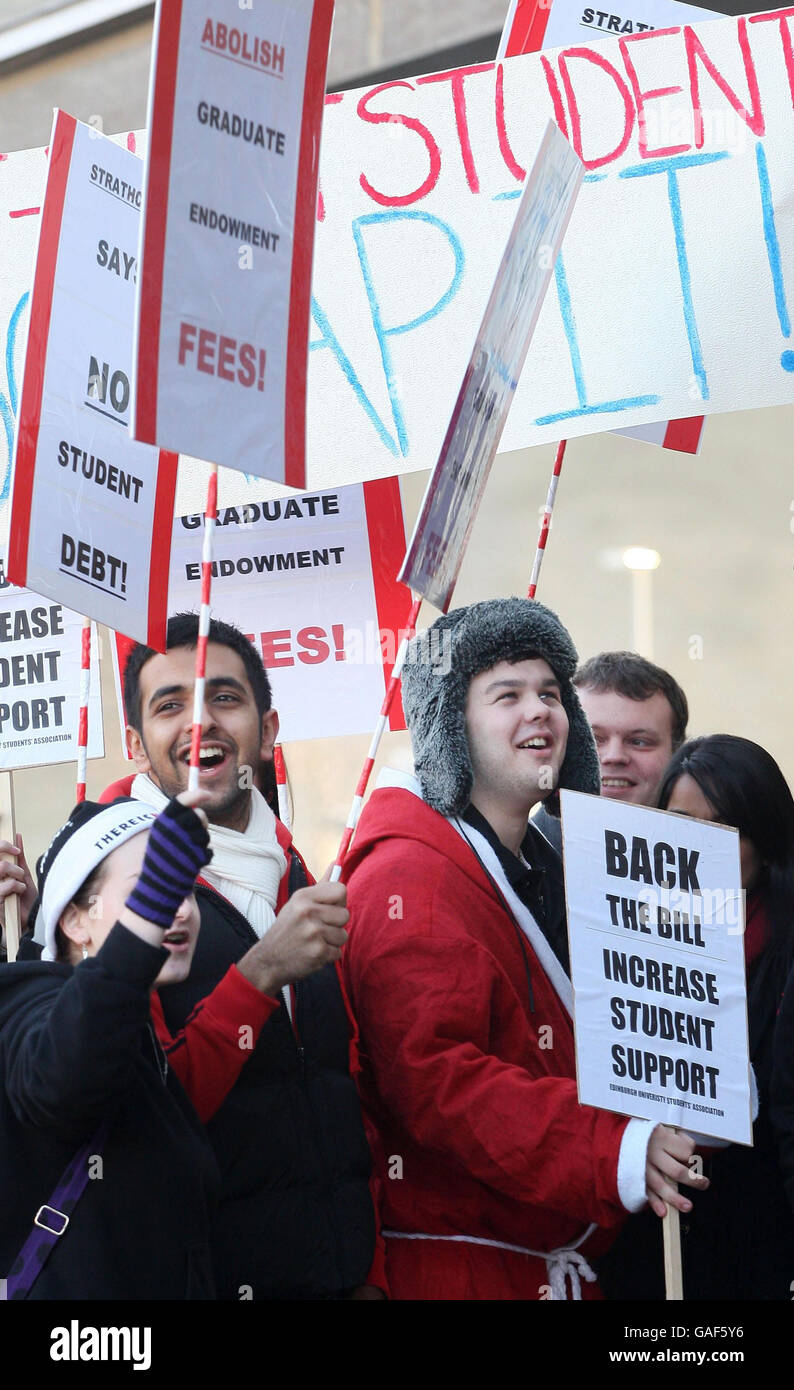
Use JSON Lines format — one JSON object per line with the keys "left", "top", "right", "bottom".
{"left": 133, "top": 0, "right": 334, "bottom": 486}
{"left": 6, "top": 111, "right": 177, "bottom": 648}
{"left": 112, "top": 475, "right": 413, "bottom": 747}
{"left": 401, "top": 121, "right": 583, "bottom": 612}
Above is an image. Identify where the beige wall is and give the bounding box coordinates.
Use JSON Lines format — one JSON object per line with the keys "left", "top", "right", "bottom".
{"left": 1, "top": 4, "right": 792, "bottom": 877}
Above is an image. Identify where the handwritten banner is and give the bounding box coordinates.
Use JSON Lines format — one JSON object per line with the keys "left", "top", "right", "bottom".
{"left": 499, "top": 0, "right": 716, "bottom": 455}
{"left": 4, "top": 11, "right": 794, "bottom": 507}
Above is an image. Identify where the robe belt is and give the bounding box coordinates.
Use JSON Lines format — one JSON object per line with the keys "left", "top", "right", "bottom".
{"left": 382, "top": 1225, "right": 599, "bottom": 1301}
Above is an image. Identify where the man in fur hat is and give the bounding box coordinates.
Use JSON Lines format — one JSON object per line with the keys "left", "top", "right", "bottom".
{"left": 342, "top": 597, "right": 706, "bottom": 1301}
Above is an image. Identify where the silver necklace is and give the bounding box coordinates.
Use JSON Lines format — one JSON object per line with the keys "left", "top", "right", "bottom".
{"left": 147, "top": 1023, "right": 169, "bottom": 1085}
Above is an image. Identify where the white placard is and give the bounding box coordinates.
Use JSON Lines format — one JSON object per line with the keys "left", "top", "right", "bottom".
{"left": 132, "top": 0, "right": 334, "bottom": 486}
{"left": 113, "top": 476, "right": 412, "bottom": 747}
{"left": 6, "top": 113, "right": 176, "bottom": 647}
{"left": 401, "top": 120, "right": 582, "bottom": 611}
{"left": 0, "top": 550, "right": 103, "bottom": 771}
{"left": 561, "top": 789, "right": 752, "bottom": 1144}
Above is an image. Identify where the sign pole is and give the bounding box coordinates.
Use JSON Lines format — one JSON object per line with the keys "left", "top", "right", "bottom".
{"left": 0, "top": 774, "right": 21, "bottom": 962}
{"left": 528, "top": 439, "right": 566, "bottom": 598}
{"left": 76, "top": 616, "right": 91, "bottom": 802}
{"left": 189, "top": 465, "right": 219, "bottom": 791}
{"left": 663, "top": 1127, "right": 684, "bottom": 1300}
{"left": 330, "top": 593, "right": 421, "bottom": 881}
{"left": 274, "top": 745, "right": 291, "bottom": 829}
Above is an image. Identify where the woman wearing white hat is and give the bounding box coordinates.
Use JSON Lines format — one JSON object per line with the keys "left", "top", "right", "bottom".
{"left": 0, "top": 792, "right": 222, "bottom": 1300}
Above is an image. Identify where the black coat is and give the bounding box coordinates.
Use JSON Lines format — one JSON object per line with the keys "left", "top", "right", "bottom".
{"left": 0, "top": 925, "right": 219, "bottom": 1299}
{"left": 598, "top": 925, "right": 794, "bottom": 1301}
{"left": 156, "top": 868, "right": 376, "bottom": 1301}
{"left": 771, "top": 957, "right": 794, "bottom": 1219}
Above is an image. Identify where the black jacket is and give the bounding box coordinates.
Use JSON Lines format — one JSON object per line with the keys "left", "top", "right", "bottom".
{"left": 599, "top": 915, "right": 794, "bottom": 1300}
{"left": 156, "top": 865, "right": 376, "bottom": 1300}
{"left": 0, "top": 925, "right": 219, "bottom": 1299}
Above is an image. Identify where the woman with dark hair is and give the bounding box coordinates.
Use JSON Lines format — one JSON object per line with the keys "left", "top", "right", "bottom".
{"left": 600, "top": 734, "right": 794, "bottom": 1300}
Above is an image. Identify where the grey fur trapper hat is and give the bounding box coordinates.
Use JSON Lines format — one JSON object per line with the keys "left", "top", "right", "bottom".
{"left": 400, "top": 596, "right": 600, "bottom": 817}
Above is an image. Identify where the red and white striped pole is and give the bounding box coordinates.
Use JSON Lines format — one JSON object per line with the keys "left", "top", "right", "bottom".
{"left": 274, "top": 744, "right": 290, "bottom": 829}
{"left": 330, "top": 593, "right": 422, "bottom": 882}
{"left": 75, "top": 616, "right": 91, "bottom": 803}
{"left": 188, "top": 464, "right": 219, "bottom": 792}
{"left": 527, "top": 439, "right": 566, "bottom": 599}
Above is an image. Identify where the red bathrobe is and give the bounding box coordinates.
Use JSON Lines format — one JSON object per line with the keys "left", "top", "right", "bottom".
{"left": 343, "top": 785, "right": 636, "bottom": 1301}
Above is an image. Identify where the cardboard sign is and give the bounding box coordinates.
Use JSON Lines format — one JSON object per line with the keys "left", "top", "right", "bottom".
{"left": 499, "top": 0, "right": 715, "bottom": 456}
{"left": 132, "top": 0, "right": 334, "bottom": 486}
{"left": 0, "top": 550, "right": 103, "bottom": 771}
{"left": 304, "top": 10, "right": 794, "bottom": 488}
{"left": 561, "top": 790, "right": 752, "bottom": 1144}
{"left": 6, "top": 113, "right": 177, "bottom": 647}
{"left": 401, "top": 120, "right": 582, "bottom": 611}
{"left": 112, "top": 476, "right": 412, "bottom": 747}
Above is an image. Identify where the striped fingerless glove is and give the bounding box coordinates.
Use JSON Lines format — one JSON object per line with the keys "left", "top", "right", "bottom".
{"left": 125, "top": 798, "right": 212, "bottom": 928}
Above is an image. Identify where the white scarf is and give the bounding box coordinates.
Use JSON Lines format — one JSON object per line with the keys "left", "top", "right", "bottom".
{"left": 374, "top": 768, "right": 573, "bottom": 1015}
{"left": 131, "top": 774, "right": 287, "bottom": 937}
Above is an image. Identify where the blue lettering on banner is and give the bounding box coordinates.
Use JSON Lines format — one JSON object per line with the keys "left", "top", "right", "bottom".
{"left": 311, "top": 210, "right": 464, "bottom": 459}
{"left": 0, "top": 292, "right": 29, "bottom": 505}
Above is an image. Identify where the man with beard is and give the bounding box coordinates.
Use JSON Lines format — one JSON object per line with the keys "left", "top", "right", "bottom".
{"left": 118, "top": 612, "right": 385, "bottom": 1301}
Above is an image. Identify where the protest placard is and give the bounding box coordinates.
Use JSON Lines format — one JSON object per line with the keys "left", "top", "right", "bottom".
{"left": 132, "top": 0, "right": 334, "bottom": 486}
{"left": 304, "top": 10, "right": 794, "bottom": 489}
{"left": 0, "top": 549, "right": 103, "bottom": 771}
{"left": 112, "top": 476, "right": 412, "bottom": 747}
{"left": 6, "top": 11, "right": 794, "bottom": 503}
{"left": 499, "top": 0, "right": 715, "bottom": 456}
{"left": 401, "top": 120, "right": 582, "bottom": 611}
{"left": 6, "top": 112, "right": 177, "bottom": 647}
{"left": 560, "top": 789, "right": 752, "bottom": 1144}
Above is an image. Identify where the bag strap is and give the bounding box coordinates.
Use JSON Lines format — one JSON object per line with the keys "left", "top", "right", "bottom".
{"left": 5, "top": 1119, "right": 108, "bottom": 1300}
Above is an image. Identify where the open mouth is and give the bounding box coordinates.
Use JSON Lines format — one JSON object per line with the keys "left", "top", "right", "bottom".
{"left": 602, "top": 778, "right": 635, "bottom": 790}
{"left": 180, "top": 744, "right": 228, "bottom": 772}
{"left": 516, "top": 736, "right": 551, "bottom": 751}
{"left": 162, "top": 927, "right": 191, "bottom": 952}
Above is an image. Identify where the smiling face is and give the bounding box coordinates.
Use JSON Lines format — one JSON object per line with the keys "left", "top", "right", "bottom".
{"left": 61, "top": 833, "right": 201, "bottom": 987}
{"left": 464, "top": 658, "right": 569, "bottom": 822}
{"left": 578, "top": 687, "right": 675, "bottom": 807}
{"left": 126, "top": 642, "right": 278, "bottom": 831}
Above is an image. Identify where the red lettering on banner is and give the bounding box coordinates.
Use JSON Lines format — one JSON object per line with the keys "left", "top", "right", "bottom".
{"left": 317, "top": 93, "right": 344, "bottom": 221}
{"left": 178, "top": 321, "right": 265, "bottom": 390}
{"left": 297, "top": 627, "right": 330, "bottom": 664}
{"left": 495, "top": 63, "right": 526, "bottom": 183}
{"left": 259, "top": 626, "right": 346, "bottom": 667}
{"left": 684, "top": 19, "right": 764, "bottom": 147}
{"left": 261, "top": 631, "right": 294, "bottom": 668}
{"left": 749, "top": 9, "right": 794, "bottom": 108}
{"left": 539, "top": 55, "right": 570, "bottom": 140}
{"left": 619, "top": 30, "right": 691, "bottom": 159}
{"left": 558, "top": 48, "right": 635, "bottom": 170}
{"left": 357, "top": 81, "right": 442, "bottom": 207}
{"left": 416, "top": 63, "right": 495, "bottom": 194}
